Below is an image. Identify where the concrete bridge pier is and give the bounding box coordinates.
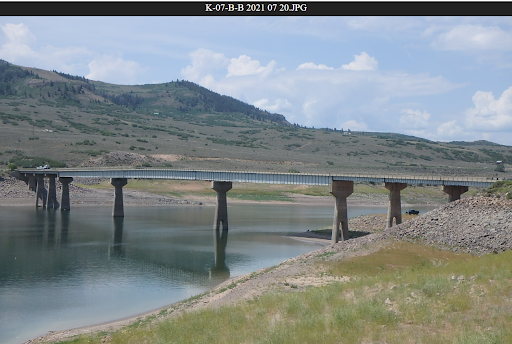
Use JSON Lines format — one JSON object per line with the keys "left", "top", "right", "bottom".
{"left": 212, "top": 181, "right": 232, "bottom": 231}
{"left": 111, "top": 178, "right": 128, "bottom": 217}
{"left": 443, "top": 185, "right": 469, "bottom": 202}
{"left": 385, "top": 182, "right": 407, "bottom": 228}
{"left": 46, "top": 175, "right": 59, "bottom": 210}
{"left": 59, "top": 177, "right": 73, "bottom": 211}
{"left": 36, "top": 175, "right": 47, "bottom": 209}
{"left": 330, "top": 180, "right": 354, "bottom": 243}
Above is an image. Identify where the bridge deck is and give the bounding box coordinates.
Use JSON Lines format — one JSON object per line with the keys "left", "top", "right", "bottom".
{"left": 17, "top": 168, "right": 497, "bottom": 187}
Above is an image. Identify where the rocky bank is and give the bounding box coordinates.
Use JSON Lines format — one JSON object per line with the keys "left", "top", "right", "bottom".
{"left": 384, "top": 196, "right": 512, "bottom": 255}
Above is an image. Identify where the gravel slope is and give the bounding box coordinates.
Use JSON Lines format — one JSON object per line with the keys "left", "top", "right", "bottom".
{"left": 384, "top": 196, "right": 512, "bottom": 255}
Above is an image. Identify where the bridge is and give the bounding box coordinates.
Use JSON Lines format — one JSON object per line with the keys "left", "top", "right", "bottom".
{"left": 11, "top": 168, "right": 498, "bottom": 244}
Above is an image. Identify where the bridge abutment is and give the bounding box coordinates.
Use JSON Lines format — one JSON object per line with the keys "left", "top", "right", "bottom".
{"left": 443, "top": 185, "right": 468, "bottom": 202}
{"left": 47, "top": 175, "right": 59, "bottom": 210}
{"left": 59, "top": 177, "right": 73, "bottom": 211}
{"left": 385, "top": 182, "right": 407, "bottom": 228}
{"left": 212, "top": 181, "right": 232, "bottom": 231}
{"left": 330, "top": 180, "right": 353, "bottom": 243}
{"left": 111, "top": 178, "right": 128, "bottom": 217}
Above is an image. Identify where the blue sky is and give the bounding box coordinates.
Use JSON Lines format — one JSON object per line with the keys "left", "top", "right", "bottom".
{"left": 1, "top": 15, "right": 512, "bottom": 145}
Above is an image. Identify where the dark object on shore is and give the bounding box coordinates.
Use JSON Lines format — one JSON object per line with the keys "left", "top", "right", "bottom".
{"left": 406, "top": 210, "right": 420, "bottom": 215}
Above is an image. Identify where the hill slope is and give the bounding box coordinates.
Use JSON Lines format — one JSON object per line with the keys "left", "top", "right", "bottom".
{"left": 0, "top": 60, "right": 511, "bottom": 177}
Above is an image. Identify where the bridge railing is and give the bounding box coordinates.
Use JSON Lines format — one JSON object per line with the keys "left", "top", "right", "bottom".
{"left": 16, "top": 168, "right": 499, "bottom": 187}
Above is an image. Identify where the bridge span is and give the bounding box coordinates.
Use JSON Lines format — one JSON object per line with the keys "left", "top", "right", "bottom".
{"left": 11, "top": 168, "right": 498, "bottom": 244}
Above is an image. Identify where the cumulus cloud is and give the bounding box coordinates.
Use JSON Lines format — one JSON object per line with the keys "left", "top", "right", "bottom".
{"left": 181, "top": 48, "right": 461, "bottom": 135}
{"left": 296, "top": 62, "right": 334, "bottom": 70}
{"left": 465, "top": 87, "right": 512, "bottom": 131}
{"left": 342, "top": 51, "right": 378, "bottom": 71}
{"left": 432, "top": 24, "right": 512, "bottom": 51}
{"left": 253, "top": 98, "right": 292, "bottom": 113}
{"left": 227, "top": 55, "right": 278, "bottom": 78}
{"left": 0, "top": 23, "right": 37, "bottom": 62}
{"left": 181, "top": 48, "right": 229, "bottom": 84}
{"left": 86, "top": 55, "right": 147, "bottom": 85}
{"left": 1, "top": 23, "right": 35, "bottom": 45}
{"left": 399, "top": 109, "right": 430, "bottom": 129}
{"left": 437, "top": 120, "right": 464, "bottom": 139}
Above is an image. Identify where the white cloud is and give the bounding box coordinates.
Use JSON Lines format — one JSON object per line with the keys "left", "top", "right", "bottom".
{"left": 227, "top": 55, "right": 277, "bottom": 77}
{"left": 181, "top": 48, "right": 229, "bottom": 83}
{"left": 432, "top": 24, "right": 512, "bottom": 51}
{"left": 437, "top": 120, "right": 464, "bottom": 139}
{"left": 342, "top": 51, "right": 378, "bottom": 71}
{"left": 86, "top": 55, "right": 147, "bottom": 85}
{"left": 465, "top": 87, "right": 512, "bottom": 131}
{"left": 296, "top": 62, "right": 334, "bottom": 70}
{"left": 181, "top": 49, "right": 461, "bottom": 136}
{"left": 253, "top": 98, "right": 292, "bottom": 113}
{"left": 399, "top": 109, "right": 430, "bottom": 129}
{"left": 0, "top": 22, "right": 92, "bottom": 75}
{"left": 1, "top": 23, "right": 35, "bottom": 45}
{"left": 0, "top": 23, "right": 37, "bottom": 62}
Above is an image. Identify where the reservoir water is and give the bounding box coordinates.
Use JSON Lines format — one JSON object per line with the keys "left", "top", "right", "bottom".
{"left": 0, "top": 203, "right": 436, "bottom": 344}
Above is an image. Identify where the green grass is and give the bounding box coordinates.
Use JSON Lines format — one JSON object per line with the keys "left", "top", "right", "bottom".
{"left": 483, "top": 180, "right": 512, "bottom": 199}
{"left": 227, "top": 191, "right": 292, "bottom": 202}
{"left": 57, "top": 242, "right": 512, "bottom": 344}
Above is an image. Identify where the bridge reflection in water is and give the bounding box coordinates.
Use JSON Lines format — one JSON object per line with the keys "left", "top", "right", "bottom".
{"left": 12, "top": 168, "right": 497, "bottom": 244}
{"left": 15, "top": 210, "right": 231, "bottom": 284}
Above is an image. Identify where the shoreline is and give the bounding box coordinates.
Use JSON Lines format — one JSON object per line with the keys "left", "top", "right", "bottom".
{"left": 22, "top": 214, "right": 390, "bottom": 344}
{"left": 24, "top": 231, "right": 334, "bottom": 344}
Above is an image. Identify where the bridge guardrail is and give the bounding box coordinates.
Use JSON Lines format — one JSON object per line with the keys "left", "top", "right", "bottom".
{"left": 16, "top": 168, "right": 498, "bottom": 187}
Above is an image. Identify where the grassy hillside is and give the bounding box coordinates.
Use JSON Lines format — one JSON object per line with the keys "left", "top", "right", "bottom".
{"left": 1, "top": 59, "right": 511, "bottom": 178}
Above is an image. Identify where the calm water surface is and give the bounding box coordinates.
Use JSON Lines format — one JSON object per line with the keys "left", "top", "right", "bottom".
{"left": 0, "top": 203, "right": 436, "bottom": 344}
